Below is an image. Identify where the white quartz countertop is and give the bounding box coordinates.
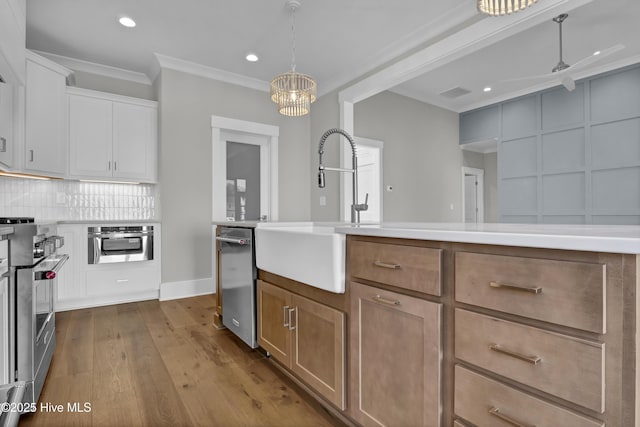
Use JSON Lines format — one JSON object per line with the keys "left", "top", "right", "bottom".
{"left": 57, "top": 220, "right": 160, "bottom": 224}
{"left": 335, "top": 222, "right": 640, "bottom": 254}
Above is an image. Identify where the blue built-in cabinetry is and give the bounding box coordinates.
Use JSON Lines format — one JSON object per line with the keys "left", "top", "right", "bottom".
{"left": 461, "top": 64, "right": 640, "bottom": 224}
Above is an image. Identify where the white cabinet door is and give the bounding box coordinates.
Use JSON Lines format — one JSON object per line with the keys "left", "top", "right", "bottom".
{"left": 56, "top": 225, "right": 85, "bottom": 303}
{"left": 68, "top": 94, "right": 112, "bottom": 178}
{"left": 0, "top": 0, "right": 26, "bottom": 85}
{"left": 24, "top": 57, "right": 67, "bottom": 176}
{"left": 0, "top": 81, "right": 14, "bottom": 168}
{"left": 113, "top": 102, "right": 156, "bottom": 181}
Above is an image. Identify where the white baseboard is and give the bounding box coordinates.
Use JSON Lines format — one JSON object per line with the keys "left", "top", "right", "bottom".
{"left": 56, "top": 289, "right": 159, "bottom": 312}
{"left": 159, "top": 277, "right": 215, "bottom": 301}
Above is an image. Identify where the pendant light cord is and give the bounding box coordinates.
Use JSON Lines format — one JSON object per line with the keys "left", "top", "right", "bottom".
{"left": 290, "top": 5, "right": 297, "bottom": 72}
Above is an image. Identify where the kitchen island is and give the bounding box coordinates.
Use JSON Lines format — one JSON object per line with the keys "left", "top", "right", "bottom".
{"left": 256, "top": 222, "right": 640, "bottom": 427}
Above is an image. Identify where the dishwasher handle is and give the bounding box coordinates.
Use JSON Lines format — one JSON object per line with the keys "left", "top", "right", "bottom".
{"left": 216, "top": 236, "right": 250, "bottom": 246}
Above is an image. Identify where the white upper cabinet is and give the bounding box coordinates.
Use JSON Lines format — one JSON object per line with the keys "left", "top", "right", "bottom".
{"left": 24, "top": 52, "right": 72, "bottom": 177}
{"left": 0, "top": 82, "right": 15, "bottom": 168}
{"left": 112, "top": 101, "right": 156, "bottom": 181}
{"left": 0, "top": 0, "right": 26, "bottom": 85}
{"left": 68, "top": 87, "right": 157, "bottom": 183}
{"left": 69, "top": 94, "right": 113, "bottom": 177}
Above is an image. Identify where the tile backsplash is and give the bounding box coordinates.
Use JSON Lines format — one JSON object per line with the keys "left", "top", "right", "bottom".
{"left": 0, "top": 177, "right": 158, "bottom": 221}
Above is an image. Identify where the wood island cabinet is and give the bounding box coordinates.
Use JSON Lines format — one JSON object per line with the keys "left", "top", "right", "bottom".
{"left": 257, "top": 279, "right": 345, "bottom": 410}
{"left": 349, "top": 281, "right": 441, "bottom": 427}
{"left": 253, "top": 232, "right": 639, "bottom": 427}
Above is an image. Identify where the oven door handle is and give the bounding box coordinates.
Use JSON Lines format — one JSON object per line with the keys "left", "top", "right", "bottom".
{"left": 34, "top": 254, "right": 69, "bottom": 280}
{"left": 216, "top": 236, "right": 250, "bottom": 246}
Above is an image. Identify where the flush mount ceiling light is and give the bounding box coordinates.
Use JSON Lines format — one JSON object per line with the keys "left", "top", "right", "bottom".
{"left": 477, "top": 0, "right": 538, "bottom": 16}
{"left": 245, "top": 53, "right": 259, "bottom": 62}
{"left": 118, "top": 16, "right": 136, "bottom": 28}
{"left": 270, "top": 0, "right": 316, "bottom": 117}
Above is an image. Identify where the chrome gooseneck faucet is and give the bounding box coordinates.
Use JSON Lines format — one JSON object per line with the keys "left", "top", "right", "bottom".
{"left": 317, "top": 128, "right": 368, "bottom": 223}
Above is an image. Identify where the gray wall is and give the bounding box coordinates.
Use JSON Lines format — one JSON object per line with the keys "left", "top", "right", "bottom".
{"left": 73, "top": 70, "right": 155, "bottom": 100}
{"left": 353, "top": 91, "right": 463, "bottom": 222}
{"left": 157, "top": 68, "right": 310, "bottom": 284}
{"left": 496, "top": 65, "right": 640, "bottom": 224}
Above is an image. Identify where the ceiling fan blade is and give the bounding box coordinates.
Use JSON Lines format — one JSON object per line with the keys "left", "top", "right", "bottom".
{"left": 568, "top": 44, "right": 625, "bottom": 72}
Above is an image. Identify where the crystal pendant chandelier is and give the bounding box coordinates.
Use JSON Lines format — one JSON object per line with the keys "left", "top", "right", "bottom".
{"left": 477, "top": 0, "right": 538, "bottom": 16}
{"left": 270, "top": 0, "right": 316, "bottom": 117}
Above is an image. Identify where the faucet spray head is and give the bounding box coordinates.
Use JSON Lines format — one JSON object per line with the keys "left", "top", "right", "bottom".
{"left": 318, "top": 168, "right": 325, "bottom": 188}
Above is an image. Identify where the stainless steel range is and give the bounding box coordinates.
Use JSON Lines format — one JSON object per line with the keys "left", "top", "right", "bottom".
{"left": 2, "top": 218, "right": 67, "bottom": 408}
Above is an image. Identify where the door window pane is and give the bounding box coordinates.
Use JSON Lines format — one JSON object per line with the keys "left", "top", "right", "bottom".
{"left": 226, "top": 141, "right": 261, "bottom": 221}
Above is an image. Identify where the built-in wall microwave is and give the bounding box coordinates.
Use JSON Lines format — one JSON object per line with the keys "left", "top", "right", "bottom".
{"left": 87, "top": 225, "right": 153, "bottom": 264}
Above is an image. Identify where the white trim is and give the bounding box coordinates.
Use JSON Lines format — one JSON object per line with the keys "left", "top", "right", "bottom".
{"left": 66, "top": 86, "right": 157, "bottom": 107}
{"left": 32, "top": 50, "right": 152, "bottom": 85}
{"left": 159, "top": 278, "right": 215, "bottom": 301}
{"left": 338, "top": 102, "right": 355, "bottom": 222}
{"left": 338, "top": 0, "right": 593, "bottom": 105}
{"left": 319, "top": 2, "right": 476, "bottom": 97}
{"left": 462, "top": 167, "right": 485, "bottom": 224}
{"left": 154, "top": 53, "right": 270, "bottom": 92}
{"left": 56, "top": 290, "right": 158, "bottom": 312}
{"left": 211, "top": 116, "right": 279, "bottom": 222}
{"left": 26, "top": 50, "right": 74, "bottom": 78}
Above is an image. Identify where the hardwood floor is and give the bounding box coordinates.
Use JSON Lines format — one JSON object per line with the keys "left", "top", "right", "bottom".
{"left": 20, "top": 296, "right": 344, "bottom": 427}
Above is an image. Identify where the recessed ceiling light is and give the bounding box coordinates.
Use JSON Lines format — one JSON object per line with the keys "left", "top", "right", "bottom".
{"left": 483, "top": 86, "right": 492, "bottom": 92}
{"left": 593, "top": 50, "right": 601, "bottom": 56}
{"left": 245, "top": 53, "right": 259, "bottom": 62}
{"left": 119, "top": 16, "right": 136, "bottom": 28}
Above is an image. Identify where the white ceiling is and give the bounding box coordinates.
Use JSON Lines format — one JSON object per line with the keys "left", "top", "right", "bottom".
{"left": 25, "top": 0, "right": 640, "bottom": 112}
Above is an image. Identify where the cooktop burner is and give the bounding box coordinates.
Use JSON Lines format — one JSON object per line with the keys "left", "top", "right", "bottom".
{"left": 0, "top": 217, "right": 35, "bottom": 224}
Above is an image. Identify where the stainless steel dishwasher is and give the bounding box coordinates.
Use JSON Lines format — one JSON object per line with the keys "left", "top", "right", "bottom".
{"left": 216, "top": 226, "right": 257, "bottom": 348}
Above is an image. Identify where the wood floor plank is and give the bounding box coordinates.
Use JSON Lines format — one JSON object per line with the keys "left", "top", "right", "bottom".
{"left": 116, "top": 304, "right": 194, "bottom": 426}
{"left": 23, "top": 296, "right": 345, "bottom": 427}
{"left": 51, "top": 309, "right": 94, "bottom": 377}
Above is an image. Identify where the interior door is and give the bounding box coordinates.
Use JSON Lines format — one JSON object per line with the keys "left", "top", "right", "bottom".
{"left": 464, "top": 174, "right": 478, "bottom": 223}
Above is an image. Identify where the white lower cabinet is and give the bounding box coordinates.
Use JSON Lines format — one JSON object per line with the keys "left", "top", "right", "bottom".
{"left": 56, "top": 223, "right": 161, "bottom": 311}
{"left": 86, "top": 265, "right": 159, "bottom": 297}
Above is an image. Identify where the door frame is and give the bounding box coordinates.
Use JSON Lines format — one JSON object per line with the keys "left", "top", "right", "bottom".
{"left": 211, "top": 116, "right": 279, "bottom": 222}
{"left": 461, "top": 166, "right": 484, "bottom": 223}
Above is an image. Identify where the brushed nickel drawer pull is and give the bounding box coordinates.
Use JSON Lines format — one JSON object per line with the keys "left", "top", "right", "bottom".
{"left": 372, "top": 295, "right": 400, "bottom": 306}
{"left": 288, "top": 307, "right": 296, "bottom": 331}
{"left": 490, "top": 343, "right": 542, "bottom": 365}
{"left": 489, "top": 281, "right": 542, "bottom": 294}
{"left": 283, "top": 305, "right": 289, "bottom": 327}
{"left": 489, "top": 407, "right": 535, "bottom": 427}
{"left": 373, "top": 260, "right": 401, "bottom": 270}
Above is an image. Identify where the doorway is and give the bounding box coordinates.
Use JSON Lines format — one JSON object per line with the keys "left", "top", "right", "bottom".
{"left": 462, "top": 167, "right": 484, "bottom": 223}
{"left": 211, "top": 116, "right": 279, "bottom": 222}
{"left": 341, "top": 137, "right": 384, "bottom": 223}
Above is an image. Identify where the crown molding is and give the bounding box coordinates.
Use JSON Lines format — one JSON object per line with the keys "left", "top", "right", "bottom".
{"left": 31, "top": 50, "right": 152, "bottom": 85}
{"left": 152, "top": 53, "right": 270, "bottom": 92}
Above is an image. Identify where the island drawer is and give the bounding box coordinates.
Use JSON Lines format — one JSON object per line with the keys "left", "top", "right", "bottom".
{"left": 455, "top": 309, "right": 605, "bottom": 413}
{"left": 455, "top": 251, "right": 605, "bottom": 333}
{"left": 455, "top": 365, "right": 603, "bottom": 427}
{"left": 349, "top": 240, "right": 442, "bottom": 296}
